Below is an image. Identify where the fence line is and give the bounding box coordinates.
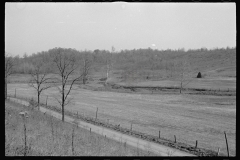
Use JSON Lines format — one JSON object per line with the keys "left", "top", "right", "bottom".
{"left": 7, "top": 95, "right": 223, "bottom": 156}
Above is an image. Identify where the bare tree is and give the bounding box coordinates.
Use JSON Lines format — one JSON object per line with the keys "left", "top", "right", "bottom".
{"left": 105, "top": 46, "right": 114, "bottom": 85}
{"left": 29, "top": 59, "right": 52, "bottom": 110}
{"left": 179, "top": 61, "right": 192, "bottom": 94}
{"left": 106, "top": 60, "right": 112, "bottom": 85}
{"left": 169, "top": 61, "right": 175, "bottom": 78}
{"left": 180, "top": 67, "right": 184, "bottom": 94}
{"left": 5, "top": 54, "right": 14, "bottom": 99}
{"left": 111, "top": 46, "right": 115, "bottom": 53}
{"left": 53, "top": 49, "right": 82, "bottom": 122}
{"left": 81, "top": 58, "right": 91, "bottom": 85}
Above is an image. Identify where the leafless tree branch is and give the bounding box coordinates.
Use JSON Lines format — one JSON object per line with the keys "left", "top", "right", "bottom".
{"left": 28, "top": 59, "right": 52, "bottom": 109}
{"left": 81, "top": 58, "right": 91, "bottom": 84}
{"left": 5, "top": 54, "right": 15, "bottom": 99}
{"left": 52, "top": 48, "right": 82, "bottom": 121}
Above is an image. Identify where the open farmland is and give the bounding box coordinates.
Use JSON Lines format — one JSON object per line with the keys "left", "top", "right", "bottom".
{"left": 7, "top": 83, "right": 236, "bottom": 156}
{"left": 5, "top": 2, "right": 236, "bottom": 157}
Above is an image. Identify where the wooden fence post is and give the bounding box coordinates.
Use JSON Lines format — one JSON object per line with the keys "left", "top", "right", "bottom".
{"left": 46, "top": 96, "right": 48, "bottom": 106}
{"left": 174, "top": 135, "right": 176, "bottom": 143}
{"left": 95, "top": 107, "right": 98, "bottom": 121}
{"left": 159, "top": 130, "right": 160, "bottom": 139}
{"left": 72, "top": 126, "right": 74, "bottom": 155}
{"left": 224, "top": 131, "right": 230, "bottom": 157}
{"left": 90, "top": 128, "right": 91, "bottom": 134}
{"left": 217, "top": 148, "right": 220, "bottom": 156}
{"left": 131, "top": 123, "right": 132, "bottom": 131}
{"left": 24, "top": 120, "right": 27, "bottom": 156}
{"left": 195, "top": 140, "right": 198, "bottom": 148}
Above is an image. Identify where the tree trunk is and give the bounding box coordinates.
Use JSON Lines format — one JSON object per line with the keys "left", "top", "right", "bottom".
{"left": 62, "top": 92, "right": 65, "bottom": 122}
{"left": 83, "top": 75, "right": 86, "bottom": 85}
{"left": 107, "top": 69, "right": 109, "bottom": 79}
{"left": 180, "top": 72, "right": 183, "bottom": 94}
{"left": 37, "top": 92, "right": 40, "bottom": 110}
{"left": 106, "top": 65, "right": 109, "bottom": 85}
{"left": 62, "top": 103, "right": 64, "bottom": 122}
{"left": 5, "top": 77, "right": 7, "bottom": 100}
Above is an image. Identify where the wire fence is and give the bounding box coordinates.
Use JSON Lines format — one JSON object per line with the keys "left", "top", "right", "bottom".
{"left": 6, "top": 93, "right": 225, "bottom": 156}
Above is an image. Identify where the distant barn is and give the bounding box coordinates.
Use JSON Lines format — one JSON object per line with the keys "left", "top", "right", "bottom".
{"left": 197, "top": 72, "right": 202, "bottom": 78}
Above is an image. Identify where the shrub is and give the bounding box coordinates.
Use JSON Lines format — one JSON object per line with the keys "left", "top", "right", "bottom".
{"left": 197, "top": 72, "right": 202, "bottom": 78}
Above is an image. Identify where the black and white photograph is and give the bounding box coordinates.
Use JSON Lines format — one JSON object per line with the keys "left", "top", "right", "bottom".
{"left": 5, "top": 2, "right": 236, "bottom": 157}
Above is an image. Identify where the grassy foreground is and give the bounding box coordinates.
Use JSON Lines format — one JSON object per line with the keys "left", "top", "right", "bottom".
{"left": 5, "top": 100, "right": 157, "bottom": 156}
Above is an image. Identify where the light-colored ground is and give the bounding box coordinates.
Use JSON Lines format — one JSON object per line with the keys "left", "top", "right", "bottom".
{"left": 7, "top": 83, "right": 236, "bottom": 156}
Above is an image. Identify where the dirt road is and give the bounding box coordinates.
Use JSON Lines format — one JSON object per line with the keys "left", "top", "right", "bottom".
{"left": 7, "top": 97, "right": 195, "bottom": 156}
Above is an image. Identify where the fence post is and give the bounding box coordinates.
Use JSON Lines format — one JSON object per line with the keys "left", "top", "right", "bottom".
{"left": 72, "top": 126, "right": 74, "bottom": 155}
{"left": 195, "top": 140, "right": 198, "bottom": 148}
{"left": 46, "top": 96, "right": 48, "bottom": 106}
{"left": 159, "top": 130, "right": 160, "bottom": 139}
{"left": 20, "top": 116, "right": 27, "bottom": 156}
{"left": 24, "top": 119, "right": 27, "bottom": 156}
{"left": 15, "top": 88, "right": 16, "bottom": 98}
{"left": 224, "top": 131, "right": 230, "bottom": 157}
{"left": 77, "top": 111, "right": 78, "bottom": 118}
{"left": 90, "top": 128, "right": 91, "bottom": 134}
{"left": 174, "top": 135, "right": 176, "bottom": 143}
{"left": 217, "top": 148, "right": 220, "bottom": 156}
{"left": 95, "top": 107, "right": 98, "bottom": 121}
{"left": 131, "top": 123, "right": 132, "bottom": 131}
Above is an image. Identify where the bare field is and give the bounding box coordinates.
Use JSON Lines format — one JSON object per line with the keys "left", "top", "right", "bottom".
{"left": 7, "top": 83, "right": 236, "bottom": 156}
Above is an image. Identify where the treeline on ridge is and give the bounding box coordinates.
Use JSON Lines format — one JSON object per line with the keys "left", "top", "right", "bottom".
{"left": 8, "top": 47, "right": 236, "bottom": 80}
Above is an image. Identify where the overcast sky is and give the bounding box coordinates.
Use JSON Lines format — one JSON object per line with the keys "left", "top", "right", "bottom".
{"left": 5, "top": 2, "right": 236, "bottom": 56}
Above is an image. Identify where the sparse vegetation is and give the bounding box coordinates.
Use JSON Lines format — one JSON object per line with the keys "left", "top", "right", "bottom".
{"left": 29, "top": 57, "right": 52, "bottom": 110}
{"left": 5, "top": 100, "right": 157, "bottom": 156}
{"left": 5, "top": 53, "right": 14, "bottom": 99}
